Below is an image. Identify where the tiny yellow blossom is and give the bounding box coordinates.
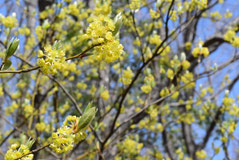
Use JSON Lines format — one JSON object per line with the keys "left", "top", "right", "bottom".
{"left": 100, "top": 90, "right": 110, "bottom": 100}
{"left": 141, "top": 85, "right": 152, "bottom": 94}
{"left": 196, "top": 150, "right": 207, "bottom": 159}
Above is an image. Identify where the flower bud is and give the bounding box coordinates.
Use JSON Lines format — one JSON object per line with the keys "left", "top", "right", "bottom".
{"left": 181, "top": 52, "right": 186, "bottom": 61}
{"left": 112, "top": 12, "right": 123, "bottom": 36}
{"left": 225, "top": 90, "right": 229, "bottom": 97}
{"left": 42, "top": 19, "right": 50, "bottom": 30}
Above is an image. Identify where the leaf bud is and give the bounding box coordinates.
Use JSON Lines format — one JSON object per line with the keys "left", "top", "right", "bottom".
{"left": 112, "top": 12, "right": 123, "bottom": 36}
{"left": 6, "top": 38, "right": 19, "bottom": 59}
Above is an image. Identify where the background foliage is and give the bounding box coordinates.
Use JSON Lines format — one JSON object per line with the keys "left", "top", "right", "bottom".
{"left": 0, "top": 0, "right": 239, "bottom": 159}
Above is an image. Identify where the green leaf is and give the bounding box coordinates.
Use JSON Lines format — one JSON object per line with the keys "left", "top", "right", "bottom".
{"left": 26, "top": 138, "right": 35, "bottom": 149}
{"left": 3, "top": 60, "right": 12, "bottom": 70}
{"left": 53, "top": 40, "right": 62, "bottom": 50}
{"left": 6, "top": 38, "right": 19, "bottom": 58}
{"left": 94, "top": 121, "right": 100, "bottom": 131}
{"left": 112, "top": 12, "right": 123, "bottom": 36}
{"left": 78, "top": 106, "right": 97, "bottom": 131}
{"left": 84, "top": 101, "right": 93, "bottom": 113}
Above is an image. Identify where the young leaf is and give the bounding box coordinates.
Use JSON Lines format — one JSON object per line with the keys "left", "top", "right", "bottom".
{"left": 112, "top": 12, "right": 123, "bottom": 36}
{"left": 78, "top": 107, "right": 97, "bottom": 131}
{"left": 3, "top": 60, "right": 12, "bottom": 70}
{"left": 6, "top": 38, "right": 19, "bottom": 59}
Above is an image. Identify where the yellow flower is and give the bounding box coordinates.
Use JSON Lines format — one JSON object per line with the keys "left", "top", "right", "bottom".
{"left": 86, "top": 15, "right": 124, "bottom": 62}
{"left": 35, "top": 26, "right": 44, "bottom": 41}
{"left": 185, "top": 42, "right": 192, "bottom": 50}
{"left": 101, "top": 90, "right": 110, "bottom": 100}
{"left": 196, "top": 150, "right": 207, "bottom": 159}
{"left": 182, "top": 60, "right": 190, "bottom": 70}
{"left": 0, "top": 86, "right": 3, "bottom": 96}
{"left": 150, "top": 9, "right": 160, "bottom": 19}
{"left": 160, "top": 88, "right": 169, "bottom": 97}
{"left": 170, "top": 10, "right": 177, "bottom": 21}
{"left": 76, "top": 82, "right": 87, "bottom": 90}
{"left": 120, "top": 67, "right": 134, "bottom": 85}
{"left": 120, "top": 138, "right": 143, "bottom": 155}
{"left": 171, "top": 91, "right": 179, "bottom": 99}
{"left": 156, "top": 123, "right": 164, "bottom": 132}
{"left": 224, "top": 30, "right": 235, "bottom": 42}
{"left": 167, "top": 69, "right": 174, "bottom": 80}
{"left": 192, "top": 41, "right": 209, "bottom": 57}
{"left": 50, "top": 115, "right": 87, "bottom": 153}
{"left": 224, "top": 10, "right": 232, "bottom": 18}
{"left": 37, "top": 44, "right": 67, "bottom": 75}
{"left": 141, "top": 85, "right": 152, "bottom": 94}
{"left": 36, "top": 122, "right": 46, "bottom": 132}
{"left": 1, "top": 16, "right": 17, "bottom": 28}
{"left": 129, "top": 0, "right": 140, "bottom": 11}
{"left": 5, "top": 140, "right": 35, "bottom": 160}
{"left": 210, "top": 11, "right": 222, "bottom": 21}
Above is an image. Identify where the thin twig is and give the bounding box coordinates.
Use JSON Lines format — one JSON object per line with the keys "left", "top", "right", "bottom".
{"left": 0, "top": 43, "right": 101, "bottom": 74}
{"left": 0, "top": 66, "right": 40, "bottom": 73}
{"left": 15, "top": 144, "right": 50, "bottom": 160}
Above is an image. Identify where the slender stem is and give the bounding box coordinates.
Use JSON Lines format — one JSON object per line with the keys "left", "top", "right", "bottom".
{"left": 0, "top": 66, "right": 40, "bottom": 73}
{"left": 0, "top": 61, "right": 5, "bottom": 70}
{"left": 65, "top": 43, "right": 102, "bottom": 61}
{"left": 15, "top": 144, "right": 50, "bottom": 160}
{"left": 0, "top": 43, "right": 102, "bottom": 74}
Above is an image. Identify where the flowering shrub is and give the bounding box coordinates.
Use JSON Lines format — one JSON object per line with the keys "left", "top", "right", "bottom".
{"left": 0, "top": 0, "right": 239, "bottom": 160}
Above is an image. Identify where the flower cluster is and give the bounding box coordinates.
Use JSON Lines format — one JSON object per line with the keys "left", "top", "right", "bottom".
{"left": 178, "top": 112, "right": 195, "bottom": 124}
{"left": 120, "top": 67, "right": 134, "bottom": 85}
{"left": 129, "top": 0, "right": 141, "bottom": 11}
{"left": 224, "top": 29, "right": 239, "bottom": 47}
{"left": 0, "top": 86, "right": 3, "bottom": 96}
{"left": 196, "top": 150, "right": 207, "bottom": 159}
{"left": 23, "top": 104, "right": 34, "bottom": 118}
{"left": 18, "top": 27, "right": 30, "bottom": 36}
{"left": 50, "top": 126, "right": 75, "bottom": 153}
{"left": 141, "top": 74, "right": 155, "bottom": 94}
{"left": 185, "top": 42, "right": 192, "bottom": 50}
{"left": 118, "top": 137, "right": 143, "bottom": 157}
{"left": 150, "top": 9, "right": 160, "bottom": 19}
{"left": 86, "top": 15, "right": 124, "bottom": 63}
{"left": 185, "top": 0, "right": 208, "bottom": 11}
{"left": 220, "top": 121, "right": 237, "bottom": 136}
{"left": 94, "top": 0, "right": 112, "bottom": 16}
{"left": 5, "top": 140, "right": 35, "bottom": 160}
{"left": 170, "top": 10, "right": 177, "bottom": 21}
{"left": 149, "top": 34, "right": 162, "bottom": 46}
{"left": 100, "top": 90, "right": 110, "bottom": 101}
{"left": 37, "top": 44, "right": 67, "bottom": 74}
{"left": 50, "top": 115, "right": 87, "bottom": 153}
{"left": 181, "top": 60, "right": 190, "bottom": 70}
{"left": 5, "top": 102, "right": 19, "bottom": 116}
{"left": 180, "top": 72, "right": 195, "bottom": 89}
{"left": 210, "top": 11, "right": 222, "bottom": 22}
{"left": 35, "top": 26, "right": 44, "bottom": 41}
{"left": 0, "top": 15, "right": 17, "bottom": 28}
{"left": 135, "top": 105, "right": 165, "bottom": 132}
{"left": 224, "top": 10, "right": 233, "bottom": 18}
{"left": 50, "top": 104, "right": 97, "bottom": 154}
{"left": 192, "top": 41, "right": 209, "bottom": 57}
{"left": 35, "top": 122, "right": 46, "bottom": 132}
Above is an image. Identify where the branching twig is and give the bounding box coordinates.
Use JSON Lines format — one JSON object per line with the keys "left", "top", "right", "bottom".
{"left": 0, "top": 43, "right": 101, "bottom": 74}
{"left": 15, "top": 144, "right": 50, "bottom": 160}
